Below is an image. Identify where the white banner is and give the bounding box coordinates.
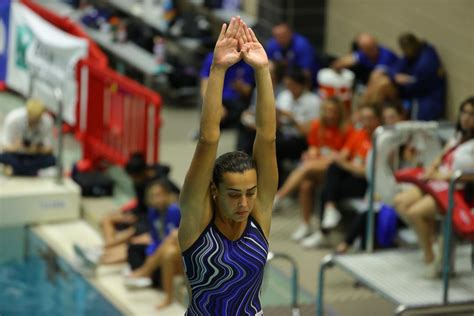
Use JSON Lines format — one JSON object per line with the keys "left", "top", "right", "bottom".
{"left": 6, "top": 3, "right": 87, "bottom": 125}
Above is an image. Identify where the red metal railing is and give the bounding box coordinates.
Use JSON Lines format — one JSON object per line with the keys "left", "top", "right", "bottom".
{"left": 76, "top": 59, "right": 162, "bottom": 166}
{"left": 20, "top": 0, "right": 163, "bottom": 167}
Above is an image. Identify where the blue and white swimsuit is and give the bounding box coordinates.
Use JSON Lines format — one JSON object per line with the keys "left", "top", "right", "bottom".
{"left": 182, "top": 216, "right": 269, "bottom": 315}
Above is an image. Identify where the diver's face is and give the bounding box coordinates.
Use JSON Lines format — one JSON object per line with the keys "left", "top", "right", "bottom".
{"left": 215, "top": 170, "right": 257, "bottom": 222}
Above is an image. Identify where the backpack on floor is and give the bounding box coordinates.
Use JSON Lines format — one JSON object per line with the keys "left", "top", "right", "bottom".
{"left": 71, "top": 165, "right": 115, "bottom": 197}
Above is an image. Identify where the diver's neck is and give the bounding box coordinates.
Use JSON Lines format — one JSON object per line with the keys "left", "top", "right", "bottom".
{"left": 214, "top": 211, "right": 247, "bottom": 240}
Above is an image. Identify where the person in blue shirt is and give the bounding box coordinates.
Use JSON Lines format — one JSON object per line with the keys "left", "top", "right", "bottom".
{"left": 362, "top": 34, "right": 446, "bottom": 121}
{"left": 125, "top": 178, "right": 182, "bottom": 309}
{"left": 390, "top": 33, "right": 446, "bottom": 120}
{"left": 332, "top": 32, "right": 399, "bottom": 83}
{"left": 200, "top": 51, "right": 255, "bottom": 128}
{"left": 266, "top": 23, "right": 319, "bottom": 87}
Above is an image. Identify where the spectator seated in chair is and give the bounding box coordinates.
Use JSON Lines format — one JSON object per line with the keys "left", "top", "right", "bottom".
{"left": 74, "top": 153, "right": 179, "bottom": 267}
{"left": 393, "top": 97, "right": 474, "bottom": 278}
{"left": 275, "top": 67, "right": 322, "bottom": 186}
{"left": 335, "top": 102, "right": 407, "bottom": 254}
{"left": 0, "top": 99, "right": 55, "bottom": 176}
{"left": 266, "top": 22, "right": 320, "bottom": 88}
{"left": 362, "top": 33, "right": 446, "bottom": 121}
{"left": 332, "top": 32, "right": 399, "bottom": 86}
{"left": 124, "top": 179, "right": 182, "bottom": 310}
{"left": 300, "top": 104, "right": 381, "bottom": 249}
{"left": 273, "top": 97, "right": 352, "bottom": 242}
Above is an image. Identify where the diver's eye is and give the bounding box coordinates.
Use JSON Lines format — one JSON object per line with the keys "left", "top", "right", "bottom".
{"left": 228, "top": 192, "right": 241, "bottom": 198}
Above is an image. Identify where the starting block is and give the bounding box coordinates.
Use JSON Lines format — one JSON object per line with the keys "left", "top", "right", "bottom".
{"left": 0, "top": 176, "right": 80, "bottom": 227}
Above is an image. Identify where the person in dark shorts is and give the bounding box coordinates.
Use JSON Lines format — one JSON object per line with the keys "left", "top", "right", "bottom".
{"left": 74, "top": 153, "right": 179, "bottom": 266}
{"left": 124, "top": 179, "right": 181, "bottom": 309}
{"left": 0, "top": 99, "right": 56, "bottom": 176}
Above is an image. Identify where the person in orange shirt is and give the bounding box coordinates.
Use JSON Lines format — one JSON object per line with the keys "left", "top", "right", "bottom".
{"left": 335, "top": 102, "right": 406, "bottom": 254}
{"left": 301, "top": 104, "right": 381, "bottom": 248}
{"left": 274, "top": 97, "right": 352, "bottom": 241}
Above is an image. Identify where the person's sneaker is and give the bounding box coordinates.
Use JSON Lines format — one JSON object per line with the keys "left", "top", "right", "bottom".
{"left": 291, "top": 223, "right": 311, "bottom": 241}
{"left": 300, "top": 231, "right": 329, "bottom": 249}
{"left": 73, "top": 244, "right": 100, "bottom": 269}
{"left": 321, "top": 207, "right": 342, "bottom": 229}
{"left": 124, "top": 276, "right": 152, "bottom": 289}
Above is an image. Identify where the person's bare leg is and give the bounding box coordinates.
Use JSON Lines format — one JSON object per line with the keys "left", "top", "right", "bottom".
{"left": 101, "top": 213, "right": 120, "bottom": 246}
{"left": 131, "top": 245, "right": 166, "bottom": 278}
{"left": 299, "top": 179, "right": 317, "bottom": 225}
{"left": 406, "top": 195, "right": 438, "bottom": 264}
{"left": 376, "top": 78, "right": 398, "bottom": 101}
{"left": 393, "top": 187, "right": 423, "bottom": 223}
{"left": 156, "top": 245, "right": 183, "bottom": 310}
{"left": 362, "top": 71, "right": 383, "bottom": 104}
{"left": 100, "top": 244, "right": 128, "bottom": 265}
{"left": 277, "top": 165, "right": 309, "bottom": 199}
{"left": 101, "top": 212, "right": 137, "bottom": 248}
{"left": 131, "top": 231, "right": 179, "bottom": 278}
{"left": 104, "top": 227, "right": 136, "bottom": 249}
{"left": 363, "top": 73, "right": 397, "bottom": 104}
{"left": 278, "top": 159, "right": 327, "bottom": 199}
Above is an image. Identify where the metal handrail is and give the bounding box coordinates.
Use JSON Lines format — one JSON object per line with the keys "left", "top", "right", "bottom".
{"left": 366, "top": 125, "right": 381, "bottom": 252}
{"left": 267, "top": 251, "right": 300, "bottom": 315}
{"left": 365, "top": 121, "right": 445, "bottom": 252}
{"left": 442, "top": 169, "right": 474, "bottom": 304}
{"left": 317, "top": 135, "right": 471, "bottom": 315}
{"left": 316, "top": 254, "right": 333, "bottom": 316}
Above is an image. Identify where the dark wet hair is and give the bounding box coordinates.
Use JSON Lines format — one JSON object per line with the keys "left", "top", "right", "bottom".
{"left": 212, "top": 151, "right": 256, "bottom": 185}
{"left": 456, "top": 96, "right": 474, "bottom": 140}
{"left": 125, "top": 152, "right": 147, "bottom": 175}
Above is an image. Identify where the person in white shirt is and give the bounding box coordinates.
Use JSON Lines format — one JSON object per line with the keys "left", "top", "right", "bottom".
{"left": 0, "top": 99, "right": 55, "bottom": 176}
{"left": 275, "top": 67, "right": 321, "bottom": 186}
{"left": 393, "top": 96, "right": 474, "bottom": 278}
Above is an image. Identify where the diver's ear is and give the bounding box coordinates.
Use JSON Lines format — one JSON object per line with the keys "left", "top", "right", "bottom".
{"left": 210, "top": 182, "right": 218, "bottom": 199}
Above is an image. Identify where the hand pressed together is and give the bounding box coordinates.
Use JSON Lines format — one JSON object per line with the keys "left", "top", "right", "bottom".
{"left": 212, "top": 17, "right": 269, "bottom": 70}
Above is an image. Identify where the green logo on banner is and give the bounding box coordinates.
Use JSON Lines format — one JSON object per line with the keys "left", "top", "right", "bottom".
{"left": 15, "top": 24, "right": 34, "bottom": 69}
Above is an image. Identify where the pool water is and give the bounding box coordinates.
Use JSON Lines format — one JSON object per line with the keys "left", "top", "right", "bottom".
{"left": 0, "top": 229, "right": 121, "bottom": 316}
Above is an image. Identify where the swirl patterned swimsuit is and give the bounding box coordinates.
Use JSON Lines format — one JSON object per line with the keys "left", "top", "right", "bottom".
{"left": 182, "top": 216, "right": 269, "bottom": 315}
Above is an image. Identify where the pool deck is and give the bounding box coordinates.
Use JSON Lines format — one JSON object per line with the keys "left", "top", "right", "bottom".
{"left": 33, "top": 220, "right": 187, "bottom": 316}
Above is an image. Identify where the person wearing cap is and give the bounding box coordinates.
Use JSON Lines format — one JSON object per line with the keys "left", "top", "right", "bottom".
{"left": 0, "top": 99, "right": 55, "bottom": 176}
